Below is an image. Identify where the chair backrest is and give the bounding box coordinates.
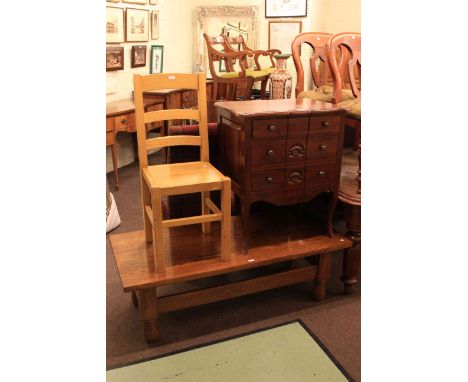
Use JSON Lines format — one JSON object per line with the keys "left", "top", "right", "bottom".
{"left": 203, "top": 34, "right": 237, "bottom": 77}
{"left": 133, "top": 73, "right": 210, "bottom": 169}
{"left": 291, "top": 32, "right": 333, "bottom": 97}
{"left": 328, "top": 32, "right": 361, "bottom": 103}
{"left": 223, "top": 35, "right": 251, "bottom": 69}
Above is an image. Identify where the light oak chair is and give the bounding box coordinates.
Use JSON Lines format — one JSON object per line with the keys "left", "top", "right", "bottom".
{"left": 133, "top": 73, "right": 232, "bottom": 273}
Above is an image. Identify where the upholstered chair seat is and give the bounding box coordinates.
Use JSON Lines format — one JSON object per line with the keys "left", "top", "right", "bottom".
{"left": 297, "top": 85, "right": 355, "bottom": 103}
{"left": 219, "top": 69, "right": 269, "bottom": 79}
{"left": 338, "top": 98, "right": 361, "bottom": 119}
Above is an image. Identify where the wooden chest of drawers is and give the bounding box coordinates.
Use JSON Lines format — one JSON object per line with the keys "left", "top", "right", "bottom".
{"left": 215, "top": 99, "right": 347, "bottom": 251}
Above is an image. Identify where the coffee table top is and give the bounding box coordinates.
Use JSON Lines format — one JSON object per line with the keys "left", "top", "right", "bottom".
{"left": 214, "top": 98, "right": 346, "bottom": 119}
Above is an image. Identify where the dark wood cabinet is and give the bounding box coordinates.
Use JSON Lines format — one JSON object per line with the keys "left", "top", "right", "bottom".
{"left": 215, "top": 99, "right": 347, "bottom": 252}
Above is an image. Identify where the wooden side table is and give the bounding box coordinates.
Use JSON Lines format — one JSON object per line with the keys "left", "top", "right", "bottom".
{"left": 215, "top": 98, "right": 347, "bottom": 252}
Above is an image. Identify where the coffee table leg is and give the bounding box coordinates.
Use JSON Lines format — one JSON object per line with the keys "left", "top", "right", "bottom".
{"left": 137, "top": 288, "right": 159, "bottom": 342}
{"left": 313, "top": 252, "right": 332, "bottom": 301}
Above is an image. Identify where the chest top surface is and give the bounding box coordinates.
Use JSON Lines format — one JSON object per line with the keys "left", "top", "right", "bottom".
{"left": 214, "top": 98, "right": 346, "bottom": 119}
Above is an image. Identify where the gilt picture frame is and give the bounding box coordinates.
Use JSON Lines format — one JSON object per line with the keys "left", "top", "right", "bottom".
{"left": 265, "top": 0, "right": 308, "bottom": 18}
{"left": 150, "top": 45, "right": 164, "bottom": 74}
{"left": 106, "top": 46, "right": 124, "bottom": 71}
{"left": 126, "top": 8, "right": 149, "bottom": 42}
{"left": 106, "top": 7, "right": 124, "bottom": 43}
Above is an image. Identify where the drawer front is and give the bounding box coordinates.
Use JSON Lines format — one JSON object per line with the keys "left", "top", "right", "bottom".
{"left": 309, "top": 115, "right": 341, "bottom": 135}
{"left": 106, "top": 130, "right": 115, "bottom": 146}
{"left": 252, "top": 118, "right": 287, "bottom": 139}
{"left": 252, "top": 140, "right": 286, "bottom": 166}
{"left": 307, "top": 135, "right": 339, "bottom": 161}
{"left": 252, "top": 169, "right": 285, "bottom": 193}
{"left": 114, "top": 113, "right": 135, "bottom": 132}
{"left": 286, "top": 137, "right": 307, "bottom": 163}
{"left": 305, "top": 162, "right": 337, "bottom": 188}
{"left": 285, "top": 166, "right": 305, "bottom": 204}
{"left": 146, "top": 104, "right": 164, "bottom": 131}
{"left": 288, "top": 117, "right": 308, "bottom": 136}
{"left": 182, "top": 90, "right": 196, "bottom": 102}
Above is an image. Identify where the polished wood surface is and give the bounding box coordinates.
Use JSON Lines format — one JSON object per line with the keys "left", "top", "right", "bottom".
{"left": 291, "top": 32, "right": 333, "bottom": 97}
{"left": 134, "top": 73, "right": 232, "bottom": 273}
{"left": 216, "top": 99, "right": 347, "bottom": 253}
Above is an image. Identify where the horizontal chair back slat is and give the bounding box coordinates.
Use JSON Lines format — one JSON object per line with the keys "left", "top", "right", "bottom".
{"left": 146, "top": 135, "right": 201, "bottom": 150}
{"left": 140, "top": 73, "right": 200, "bottom": 92}
{"left": 144, "top": 109, "right": 200, "bottom": 123}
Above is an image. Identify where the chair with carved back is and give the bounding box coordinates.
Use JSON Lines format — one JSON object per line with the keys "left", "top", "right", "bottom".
{"left": 223, "top": 35, "right": 275, "bottom": 98}
{"left": 133, "top": 72, "right": 232, "bottom": 274}
{"left": 292, "top": 32, "right": 357, "bottom": 103}
{"left": 327, "top": 32, "right": 361, "bottom": 294}
{"left": 203, "top": 34, "right": 255, "bottom": 101}
{"left": 328, "top": 32, "right": 361, "bottom": 150}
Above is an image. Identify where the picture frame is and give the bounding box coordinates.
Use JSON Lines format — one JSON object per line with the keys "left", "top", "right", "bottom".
{"left": 149, "top": 0, "right": 158, "bottom": 4}
{"left": 150, "top": 45, "right": 164, "bottom": 74}
{"left": 268, "top": 20, "right": 302, "bottom": 54}
{"left": 265, "top": 0, "right": 308, "bottom": 18}
{"left": 131, "top": 45, "right": 147, "bottom": 68}
{"left": 151, "top": 11, "right": 159, "bottom": 40}
{"left": 106, "top": 46, "right": 124, "bottom": 71}
{"left": 123, "top": 0, "right": 147, "bottom": 4}
{"left": 126, "top": 8, "right": 149, "bottom": 42}
{"left": 106, "top": 7, "right": 124, "bottom": 43}
{"left": 107, "top": 0, "right": 121, "bottom": 3}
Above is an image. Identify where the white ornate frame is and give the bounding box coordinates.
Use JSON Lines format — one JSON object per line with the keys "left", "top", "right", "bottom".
{"left": 193, "top": 6, "right": 259, "bottom": 73}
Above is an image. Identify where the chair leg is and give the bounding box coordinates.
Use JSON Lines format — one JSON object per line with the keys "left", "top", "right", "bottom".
{"left": 151, "top": 187, "right": 165, "bottom": 273}
{"left": 201, "top": 191, "right": 211, "bottom": 234}
{"left": 111, "top": 143, "right": 120, "bottom": 190}
{"left": 141, "top": 177, "right": 153, "bottom": 243}
{"left": 221, "top": 179, "right": 231, "bottom": 261}
{"left": 260, "top": 78, "right": 268, "bottom": 99}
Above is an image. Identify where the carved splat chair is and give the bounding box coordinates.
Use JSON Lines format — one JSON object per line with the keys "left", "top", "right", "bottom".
{"left": 133, "top": 73, "right": 232, "bottom": 273}
{"left": 291, "top": 32, "right": 356, "bottom": 103}
{"left": 223, "top": 35, "right": 277, "bottom": 97}
{"left": 203, "top": 34, "right": 262, "bottom": 100}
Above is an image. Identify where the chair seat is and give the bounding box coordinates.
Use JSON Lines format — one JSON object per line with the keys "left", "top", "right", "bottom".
{"left": 263, "top": 67, "right": 276, "bottom": 74}
{"left": 338, "top": 98, "right": 361, "bottom": 119}
{"left": 219, "top": 70, "right": 269, "bottom": 79}
{"left": 145, "top": 161, "right": 224, "bottom": 195}
{"left": 297, "top": 85, "right": 355, "bottom": 103}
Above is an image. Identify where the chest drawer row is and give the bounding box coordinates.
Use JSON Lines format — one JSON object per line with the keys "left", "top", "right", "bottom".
{"left": 252, "top": 115, "right": 341, "bottom": 140}
{"left": 252, "top": 135, "right": 339, "bottom": 166}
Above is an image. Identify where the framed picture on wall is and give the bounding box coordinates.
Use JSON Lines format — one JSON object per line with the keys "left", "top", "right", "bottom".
{"left": 126, "top": 8, "right": 149, "bottom": 42}
{"left": 150, "top": 45, "right": 164, "bottom": 73}
{"left": 151, "top": 11, "right": 159, "bottom": 40}
{"left": 106, "top": 46, "right": 124, "bottom": 71}
{"left": 268, "top": 20, "right": 302, "bottom": 54}
{"left": 107, "top": 0, "right": 121, "bottom": 3}
{"left": 265, "top": 0, "right": 307, "bottom": 18}
{"left": 106, "top": 7, "right": 124, "bottom": 43}
{"left": 131, "top": 45, "right": 147, "bottom": 68}
{"left": 149, "top": 0, "right": 158, "bottom": 4}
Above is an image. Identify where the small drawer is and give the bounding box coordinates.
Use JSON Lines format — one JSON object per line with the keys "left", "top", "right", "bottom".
{"left": 305, "top": 162, "right": 336, "bottom": 187}
{"left": 252, "top": 140, "right": 286, "bottom": 166}
{"left": 307, "top": 135, "right": 339, "bottom": 161}
{"left": 286, "top": 137, "right": 307, "bottom": 163}
{"left": 309, "top": 115, "right": 342, "bottom": 134}
{"left": 288, "top": 117, "right": 308, "bottom": 136}
{"left": 252, "top": 169, "right": 285, "bottom": 192}
{"left": 114, "top": 113, "right": 135, "bottom": 132}
{"left": 106, "top": 130, "right": 115, "bottom": 146}
{"left": 252, "top": 118, "right": 287, "bottom": 139}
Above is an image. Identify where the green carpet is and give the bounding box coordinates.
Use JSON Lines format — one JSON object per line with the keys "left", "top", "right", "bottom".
{"left": 107, "top": 321, "right": 352, "bottom": 381}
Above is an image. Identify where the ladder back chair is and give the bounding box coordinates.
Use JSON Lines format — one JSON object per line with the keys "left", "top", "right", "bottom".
{"left": 133, "top": 73, "right": 232, "bottom": 273}
{"left": 203, "top": 34, "right": 255, "bottom": 101}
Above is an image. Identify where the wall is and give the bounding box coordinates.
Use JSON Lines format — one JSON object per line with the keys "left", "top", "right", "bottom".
{"left": 106, "top": 0, "right": 360, "bottom": 172}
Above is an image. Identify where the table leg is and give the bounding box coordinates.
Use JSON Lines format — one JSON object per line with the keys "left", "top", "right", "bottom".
{"left": 137, "top": 288, "right": 159, "bottom": 342}
{"left": 313, "top": 252, "right": 332, "bottom": 301}
{"left": 131, "top": 291, "right": 138, "bottom": 308}
{"left": 327, "top": 191, "right": 338, "bottom": 237}
{"left": 341, "top": 204, "right": 361, "bottom": 294}
{"left": 241, "top": 200, "right": 251, "bottom": 255}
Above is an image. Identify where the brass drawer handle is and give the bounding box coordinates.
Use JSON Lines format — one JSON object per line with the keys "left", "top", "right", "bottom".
{"left": 120, "top": 118, "right": 127, "bottom": 124}
{"left": 266, "top": 176, "right": 273, "bottom": 183}
{"left": 317, "top": 171, "right": 326, "bottom": 176}
{"left": 267, "top": 124, "right": 276, "bottom": 131}
{"left": 321, "top": 121, "right": 329, "bottom": 128}
{"left": 319, "top": 145, "right": 327, "bottom": 151}
{"left": 267, "top": 149, "right": 274, "bottom": 156}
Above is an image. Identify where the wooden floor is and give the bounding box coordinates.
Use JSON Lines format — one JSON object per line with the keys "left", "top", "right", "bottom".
{"left": 110, "top": 208, "right": 353, "bottom": 292}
